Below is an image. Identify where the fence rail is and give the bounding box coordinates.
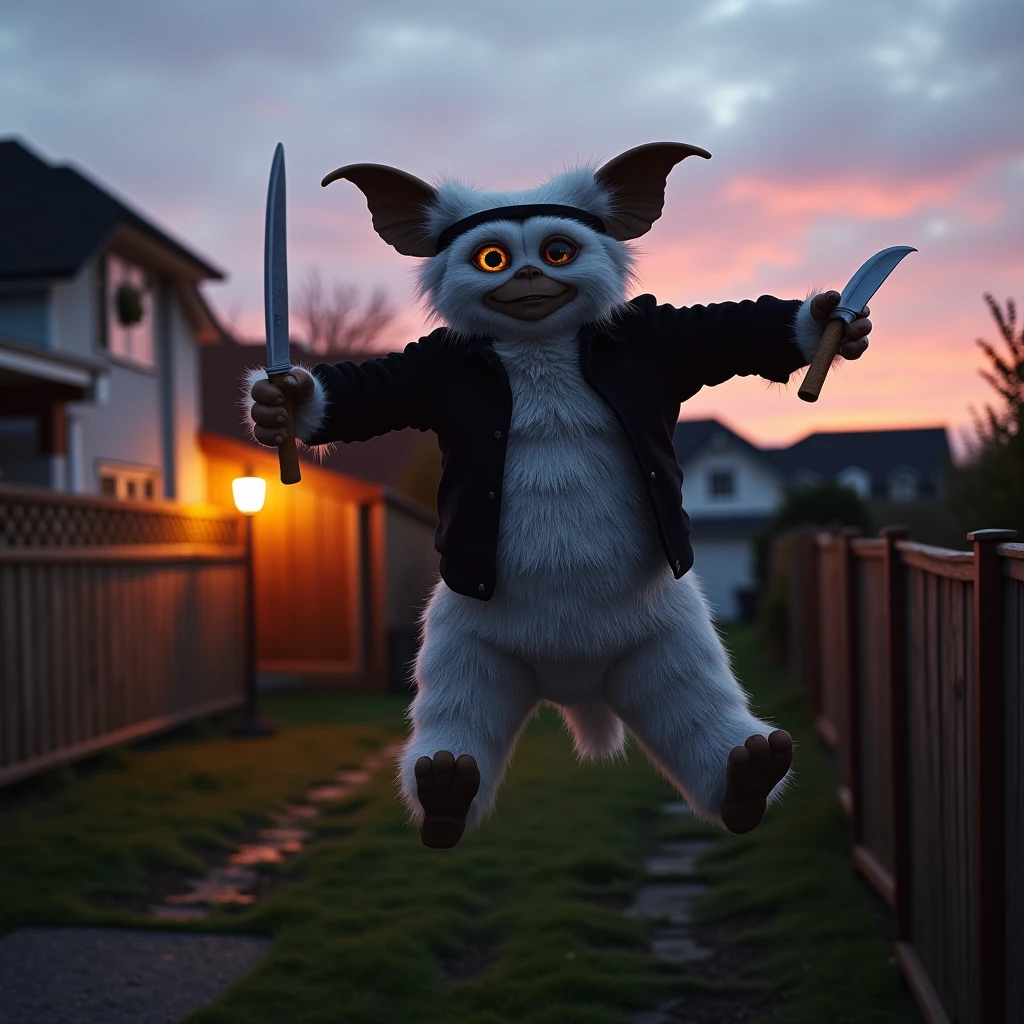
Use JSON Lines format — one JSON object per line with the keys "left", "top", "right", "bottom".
{"left": 781, "top": 526, "right": 1023, "bottom": 1024}
{"left": 0, "top": 486, "right": 246, "bottom": 788}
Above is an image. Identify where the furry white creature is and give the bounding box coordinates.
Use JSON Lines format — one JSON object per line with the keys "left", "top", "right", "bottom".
{"left": 246, "top": 142, "right": 872, "bottom": 849}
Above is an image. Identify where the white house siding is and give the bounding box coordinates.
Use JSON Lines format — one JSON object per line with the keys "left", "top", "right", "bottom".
{"left": 0, "top": 288, "right": 49, "bottom": 346}
{"left": 75, "top": 361, "right": 164, "bottom": 492}
{"left": 689, "top": 537, "right": 755, "bottom": 623}
{"left": 682, "top": 442, "right": 784, "bottom": 517}
{"left": 167, "top": 295, "right": 206, "bottom": 503}
{"left": 49, "top": 258, "right": 97, "bottom": 358}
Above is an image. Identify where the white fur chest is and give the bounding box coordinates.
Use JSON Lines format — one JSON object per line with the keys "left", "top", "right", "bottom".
{"left": 439, "top": 333, "right": 672, "bottom": 664}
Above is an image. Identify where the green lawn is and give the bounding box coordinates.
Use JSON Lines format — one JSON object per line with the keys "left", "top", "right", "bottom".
{"left": 0, "top": 629, "right": 918, "bottom": 1023}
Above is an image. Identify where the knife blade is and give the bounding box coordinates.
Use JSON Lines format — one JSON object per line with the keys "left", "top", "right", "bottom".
{"left": 263, "top": 142, "right": 300, "bottom": 483}
{"left": 798, "top": 245, "right": 916, "bottom": 403}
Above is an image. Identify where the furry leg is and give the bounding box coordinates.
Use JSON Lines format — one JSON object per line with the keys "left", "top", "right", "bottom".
{"left": 558, "top": 699, "right": 626, "bottom": 761}
{"left": 603, "top": 575, "right": 790, "bottom": 826}
{"left": 398, "top": 611, "right": 538, "bottom": 832}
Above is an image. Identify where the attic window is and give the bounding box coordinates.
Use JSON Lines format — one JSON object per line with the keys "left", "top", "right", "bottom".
{"left": 708, "top": 468, "right": 735, "bottom": 500}
{"left": 100, "top": 254, "right": 155, "bottom": 368}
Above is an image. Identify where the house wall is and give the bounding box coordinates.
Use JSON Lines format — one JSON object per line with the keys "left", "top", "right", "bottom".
{"left": 49, "top": 258, "right": 97, "bottom": 356}
{"left": 689, "top": 537, "right": 756, "bottom": 623}
{"left": 166, "top": 292, "right": 206, "bottom": 503}
{"left": 0, "top": 287, "right": 50, "bottom": 345}
{"left": 35, "top": 256, "right": 207, "bottom": 502}
{"left": 682, "top": 443, "right": 783, "bottom": 518}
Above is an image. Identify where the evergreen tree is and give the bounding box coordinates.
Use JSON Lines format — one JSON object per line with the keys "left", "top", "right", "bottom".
{"left": 949, "top": 295, "right": 1024, "bottom": 537}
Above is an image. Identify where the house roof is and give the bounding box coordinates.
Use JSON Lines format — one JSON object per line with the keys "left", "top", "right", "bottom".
{"left": 673, "top": 418, "right": 779, "bottom": 471}
{"left": 765, "top": 427, "right": 951, "bottom": 482}
{"left": 0, "top": 138, "right": 224, "bottom": 282}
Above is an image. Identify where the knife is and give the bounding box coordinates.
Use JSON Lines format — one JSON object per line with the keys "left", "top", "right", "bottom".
{"left": 264, "top": 142, "right": 301, "bottom": 484}
{"left": 797, "top": 245, "right": 917, "bottom": 403}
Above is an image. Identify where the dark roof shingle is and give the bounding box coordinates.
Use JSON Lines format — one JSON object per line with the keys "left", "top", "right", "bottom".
{"left": 0, "top": 138, "right": 223, "bottom": 281}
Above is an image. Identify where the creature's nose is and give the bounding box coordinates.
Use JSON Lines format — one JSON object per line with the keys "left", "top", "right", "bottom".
{"left": 514, "top": 265, "right": 544, "bottom": 279}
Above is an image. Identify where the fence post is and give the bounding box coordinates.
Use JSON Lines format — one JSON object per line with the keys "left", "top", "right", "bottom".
{"left": 882, "top": 526, "right": 912, "bottom": 945}
{"left": 840, "top": 528, "right": 863, "bottom": 848}
{"left": 799, "top": 528, "right": 822, "bottom": 717}
{"left": 969, "top": 528, "right": 1016, "bottom": 1024}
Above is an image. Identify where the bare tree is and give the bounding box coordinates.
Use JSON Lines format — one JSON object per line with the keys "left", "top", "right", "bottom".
{"left": 293, "top": 270, "right": 396, "bottom": 363}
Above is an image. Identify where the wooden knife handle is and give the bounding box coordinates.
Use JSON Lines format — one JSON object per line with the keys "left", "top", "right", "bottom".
{"left": 798, "top": 318, "right": 846, "bottom": 403}
{"left": 268, "top": 371, "right": 301, "bottom": 485}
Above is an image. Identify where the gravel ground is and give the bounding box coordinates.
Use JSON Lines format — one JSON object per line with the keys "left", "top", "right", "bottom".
{"left": 0, "top": 927, "right": 270, "bottom": 1024}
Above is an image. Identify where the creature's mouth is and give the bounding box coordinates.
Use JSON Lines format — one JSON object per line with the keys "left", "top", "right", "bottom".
{"left": 483, "top": 271, "right": 577, "bottom": 321}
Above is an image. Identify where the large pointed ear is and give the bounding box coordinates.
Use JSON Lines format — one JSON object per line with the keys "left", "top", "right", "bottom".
{"left": 321, "top": 163, "right": 437, "bottom": 257}
{"left": 594, "top": 142, "right": 711, "bottom": 240}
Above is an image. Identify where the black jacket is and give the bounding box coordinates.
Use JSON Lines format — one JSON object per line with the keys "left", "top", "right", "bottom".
{"left": 307, "top": 293, "right": 808, "bottom": 600}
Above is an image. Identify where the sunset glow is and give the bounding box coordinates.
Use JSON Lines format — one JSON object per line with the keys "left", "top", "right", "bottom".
{"left": 3, "top": 1, "right": 1019, "bottom": 456}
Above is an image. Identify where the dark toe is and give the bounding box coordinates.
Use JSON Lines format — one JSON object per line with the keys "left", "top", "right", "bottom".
{"left": 414, "top": 755, "right": 434, "bottom": 779}
{"left": 432, "top": 750, "right": 456, "bottom": 775}
{"left": 744, "top": 733, "right": 770, "bottom": 759}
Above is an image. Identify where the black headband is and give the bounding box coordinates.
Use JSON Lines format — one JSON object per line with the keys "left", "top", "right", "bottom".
{"left": 434, "top": 204, "right": 606, "bottom": 254}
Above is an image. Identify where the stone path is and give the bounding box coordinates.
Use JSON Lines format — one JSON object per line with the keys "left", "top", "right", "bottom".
{"left": 0, "top": 928, "right": 270, "bottom": 1024}
{"left": 151, "top": 744, "right": 399, "bottom": 920}
{"left": 0, "top": 742, "right": 401, "bottom": 1024}
{"left": 626, "top": 801, "right": 776, "bottom": 1024}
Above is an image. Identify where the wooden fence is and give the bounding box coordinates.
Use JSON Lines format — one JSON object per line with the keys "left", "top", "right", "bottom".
{"left": 201, "top": 431, "right": 438, "bottom": 692}
{"left": 0, "top": 485, "right": 246, "bottom": 789}
{"left": 783, "top": 526, "right": 1023, "bottom": 1024}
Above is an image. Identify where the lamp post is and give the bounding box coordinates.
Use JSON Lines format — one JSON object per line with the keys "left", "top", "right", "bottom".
{"left": 232, "top": 467, "right": 274, "bottom": 737}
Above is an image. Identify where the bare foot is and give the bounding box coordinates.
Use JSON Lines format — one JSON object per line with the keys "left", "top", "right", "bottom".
{"left": 415, "top": 750, "right": 480, "bottom": 849}
{"left": 720, "top": 730, "right": 793, "bottom": 834}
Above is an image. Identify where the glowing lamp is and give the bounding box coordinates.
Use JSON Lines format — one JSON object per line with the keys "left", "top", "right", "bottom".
{"left": 232, "top": 475, "right": 266, "bottom": 516}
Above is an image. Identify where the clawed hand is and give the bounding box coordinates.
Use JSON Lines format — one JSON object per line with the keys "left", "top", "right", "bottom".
{"left": 249, "top": 368, "right": 315, "bottom": 447}
{"left": 811, "top": 290, "right": 871, "bottom": 360}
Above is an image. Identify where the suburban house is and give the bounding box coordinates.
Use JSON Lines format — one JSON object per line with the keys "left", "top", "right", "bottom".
{"left": 674, "top": 418, "right": 953, "bottom": 623}
{"left": 0, "top": 138, "right": 438, "bottom": 720}
{"left": 0, "top": 137, "right": 224, "bottom": 503}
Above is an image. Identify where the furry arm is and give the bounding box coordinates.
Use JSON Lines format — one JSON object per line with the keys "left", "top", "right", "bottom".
{"left": 299, "top": 340, "right": 439, "bottom": 446}
{"left": 638, "top": 293, "right": 820, "bottom": 396}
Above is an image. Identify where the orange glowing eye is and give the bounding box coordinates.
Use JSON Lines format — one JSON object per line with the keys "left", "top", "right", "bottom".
{"left": 542, "top": 237, "right": 578, "bottom": 266}
{"left": 473, "top": 245, "right": 509, "bottom": 272}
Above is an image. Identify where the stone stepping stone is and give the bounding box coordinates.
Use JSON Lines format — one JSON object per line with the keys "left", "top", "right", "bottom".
{"left": 648, "top": 927, "right": 714, "bottom": 965}
{"left": 625, "top": 883, "right": 707, "bottom": 925}
{"left": 306, "top": 783, "right": 359, "bottom": 802}
{"left": 0, "top": 927, "right": 269, "bottom": 1024}
{"left": 145, "top": 743, "right": 395, "bottom": 920}
{"left": 661, "top": 801, "right": 692, "bottom": 816}
{"left": 644, "top": 839, "right": 716, "bottom": 877}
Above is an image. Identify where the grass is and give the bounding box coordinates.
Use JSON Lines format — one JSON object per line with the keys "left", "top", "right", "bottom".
{"left": 0, "top": 629, "right": 919, "bottom": 1023}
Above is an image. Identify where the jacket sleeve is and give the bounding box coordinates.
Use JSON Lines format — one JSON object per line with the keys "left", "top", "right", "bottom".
{"left": 638, "top": 293, "right": 819, "bottom": 395}
{"left": 297, "top": 340, "right": 439, "bottom": 447}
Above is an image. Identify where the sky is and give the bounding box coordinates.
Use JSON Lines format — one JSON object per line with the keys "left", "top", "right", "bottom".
{"left": 3, "top": 0, "right": 1022, "bottom": 455}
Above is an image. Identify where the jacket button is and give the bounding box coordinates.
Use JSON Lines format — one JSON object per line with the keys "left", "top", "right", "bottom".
{"left": 650, "top": 471, "right": 657, "bottom": 480}
{"left": 478, "top": 583, "right": 486, "bottom": 594}
{"left": 488, "top": 491, "right": 495, "bottom": 500}
{"left": 494, "top": 430, "right": 501, "bottom": 439}
{"left": 674, "top": 560, "right": 681, "bottom": 572}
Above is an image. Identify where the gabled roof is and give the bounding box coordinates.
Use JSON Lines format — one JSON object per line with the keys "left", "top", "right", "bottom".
{"left": 766, "top": 427, "right": 951, "bottom": 481}
{"left": 0, "top": 138, "right": 224, "bottom": 282}
{"left": 673, "top": 418, "right": 779, "bottom": 472}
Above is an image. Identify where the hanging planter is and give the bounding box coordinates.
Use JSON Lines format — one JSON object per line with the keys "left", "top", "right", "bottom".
{"left": 115, "top": 282, "right": 145, "bottom": 326}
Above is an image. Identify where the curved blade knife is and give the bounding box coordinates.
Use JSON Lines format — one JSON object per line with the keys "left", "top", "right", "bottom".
{"left": 798, "top": 245, "right": 917, "bottom": 403}
{"left": 264, "top": 142, "right": 301, "bottom": 484}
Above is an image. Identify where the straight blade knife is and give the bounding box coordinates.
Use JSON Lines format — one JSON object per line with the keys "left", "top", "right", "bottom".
{"left": 264, "top": 142, "right": 300, "bottom": 483}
